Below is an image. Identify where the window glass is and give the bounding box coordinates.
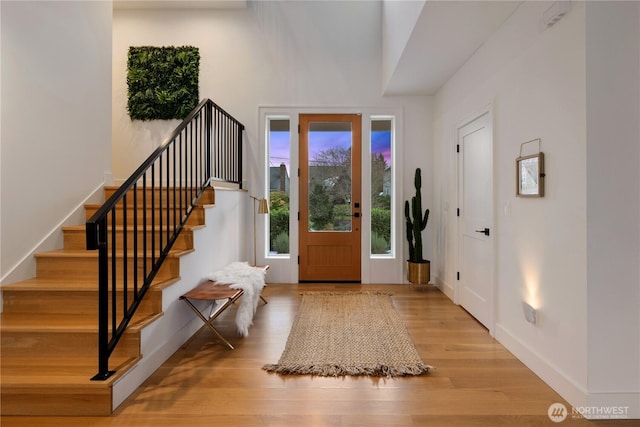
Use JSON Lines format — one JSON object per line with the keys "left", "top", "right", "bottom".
{"left": 371, "top": 118, "right": 393, "bottom": 256}
{"left": 308, "top": 121, "right": 353, "bottom": 232}
{"left": 268, "top": 118, "right": 290, "bottom": 255}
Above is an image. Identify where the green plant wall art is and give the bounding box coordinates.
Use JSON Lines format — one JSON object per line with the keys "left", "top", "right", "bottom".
{"left": 127, "top": 46, "right": 200, "bottom": 121}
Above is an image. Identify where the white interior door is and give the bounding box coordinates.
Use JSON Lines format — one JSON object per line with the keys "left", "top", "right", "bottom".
{"left": 458, "top": 111, "right": 494, "bottom": 329}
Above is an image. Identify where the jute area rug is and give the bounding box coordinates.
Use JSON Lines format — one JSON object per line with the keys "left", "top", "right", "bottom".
{"left": 262, "top": 292, "right": 432, "bottom": 377}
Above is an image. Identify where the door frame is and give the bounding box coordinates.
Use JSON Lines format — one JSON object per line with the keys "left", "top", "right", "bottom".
{"left": 258, "top": 106, "right": 404, "bottom": 284}
{"left": 455, "top": 105, "right": 496, "bottom": 335}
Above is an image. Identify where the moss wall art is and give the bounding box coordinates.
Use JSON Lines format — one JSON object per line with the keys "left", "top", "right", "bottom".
{"left": 127, "top": 46, "right": 200, "bottom": 121}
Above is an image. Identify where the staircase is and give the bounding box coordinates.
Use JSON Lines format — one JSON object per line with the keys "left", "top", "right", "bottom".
{"left": 0, "top": 185, "right": 216, "bottom": 416}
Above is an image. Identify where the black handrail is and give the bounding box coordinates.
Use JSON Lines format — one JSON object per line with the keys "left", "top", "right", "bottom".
{"left": 86, "top": 99, "right": 244, "bottom": 380}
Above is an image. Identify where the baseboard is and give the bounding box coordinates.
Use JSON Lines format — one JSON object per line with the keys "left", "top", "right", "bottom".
{"left": 494, "top": 323, "right": 589, "bottom": 410}
{"left": 434, "top": 274, "right": 455, "bottom": 301}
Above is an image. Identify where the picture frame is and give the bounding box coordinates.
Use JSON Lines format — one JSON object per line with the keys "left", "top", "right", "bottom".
{"left": 516, "top": 152, "right": 545, "bottom": 197}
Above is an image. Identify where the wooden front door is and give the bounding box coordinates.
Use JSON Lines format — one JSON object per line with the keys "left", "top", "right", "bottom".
{"left": 299, "top": 114, "right": 361, "bottom": 282}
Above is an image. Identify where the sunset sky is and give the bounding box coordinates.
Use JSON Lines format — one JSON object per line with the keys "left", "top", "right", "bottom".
{"left": 269, "top": 130, "right": 391, "bottom": 173}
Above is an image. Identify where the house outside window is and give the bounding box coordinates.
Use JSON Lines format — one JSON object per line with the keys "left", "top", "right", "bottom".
{"left": 267, "top": 118, "right": 291, "bottom": 256}
{"left": 371, "top": 117, "right": 393, "bottom": 257}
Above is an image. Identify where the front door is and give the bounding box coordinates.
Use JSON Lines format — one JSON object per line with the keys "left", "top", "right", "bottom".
{"left": 458, "top": 111, "right": 494, "bottom": 328}
{"left": 299, "top": 114, "right": 361, "bottom": 282}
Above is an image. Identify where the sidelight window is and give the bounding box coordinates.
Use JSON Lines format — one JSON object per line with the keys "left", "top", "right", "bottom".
{"left": 267, "top": 117, "right": 291, "bottom": 256}
{"left": 370, "top": 118, "right": 393, "bottom": 257}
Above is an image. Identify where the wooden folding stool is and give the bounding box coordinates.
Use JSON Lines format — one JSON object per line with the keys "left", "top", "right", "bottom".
{"left": 180, "top": 281, "right": 244, "bottom": 349}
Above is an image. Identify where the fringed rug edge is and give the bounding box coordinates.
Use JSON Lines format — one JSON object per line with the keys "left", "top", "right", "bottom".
{"left": 298, "top": 291, "right": 394, "bottom": 296}
{"left": 262, "top": 362, "right": 433, "bottom": 378}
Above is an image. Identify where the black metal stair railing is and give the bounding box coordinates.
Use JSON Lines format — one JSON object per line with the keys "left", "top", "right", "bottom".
{"left": 86, "top": 99, "right": 244, "bottom": 380}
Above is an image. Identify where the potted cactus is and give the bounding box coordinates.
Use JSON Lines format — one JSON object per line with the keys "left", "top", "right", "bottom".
{"left": 405, "top": 168, "right": 430, "bottom": 284}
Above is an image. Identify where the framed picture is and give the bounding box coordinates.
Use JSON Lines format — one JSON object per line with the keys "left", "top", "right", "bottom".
{"left": 516, "top": 152, "right": 545, "bottom": 197}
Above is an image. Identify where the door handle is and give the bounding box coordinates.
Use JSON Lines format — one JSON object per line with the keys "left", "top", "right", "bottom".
{"left": 475, "top": 228, "right": 490, "bottom": 236}
{"left": 352, "top": 212, "right": 360, "bottom": 218}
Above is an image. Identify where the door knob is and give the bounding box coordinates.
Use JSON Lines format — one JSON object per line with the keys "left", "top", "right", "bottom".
{"left": 475, "top": 228, "right": 490, "bottom": 236}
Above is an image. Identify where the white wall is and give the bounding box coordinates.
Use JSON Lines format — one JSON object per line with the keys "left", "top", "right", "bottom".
{"left": 1, "top": 1, "right": 113, "bottom": 283}
{"left": 112, "top": 0, "right": 433, "bottom": 283}
{"left": 381, "top": 0, "right": 426, "bottom": 90}
{"left": 433, "top": 0, "right": 590, "bottom": 409}
{"left": 434, "top": 0, "right": 640, "bottom": 417}
{"left": 585, "top": 1, "right": 640, "bottom": 415}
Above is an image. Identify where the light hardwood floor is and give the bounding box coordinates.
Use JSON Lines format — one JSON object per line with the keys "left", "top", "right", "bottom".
{"left": 1, "top": 284, "right": 634, "bottom": 426}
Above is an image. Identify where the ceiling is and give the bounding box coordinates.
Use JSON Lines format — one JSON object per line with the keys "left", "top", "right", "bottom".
{"left": 113, "top": 0, "right": 522, "bottom": 96}
{"left": 383, "top": 1, "right": 523, "bottom": 95}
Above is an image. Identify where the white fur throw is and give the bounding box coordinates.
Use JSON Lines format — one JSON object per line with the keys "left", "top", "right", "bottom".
{"left": 207, "top": 262, "right": 266, "bottom": 337}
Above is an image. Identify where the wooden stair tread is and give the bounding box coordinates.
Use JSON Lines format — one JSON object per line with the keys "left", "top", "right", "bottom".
{"left": 2, "top": 277, "right": 178, "bottom": 291}
{"left": 62, "top": 224, "right": 203, "bottom": 232}
{"left": 0, "top": 356, "right": 140, "bottom": 391}
{"left": 2, "top": 277, "right": 98, "bottom": 291}
{"left": 2, "top": 375, "right": 114, "bottom": 387}
{"left": 2, "top": 375, "right": 113, "bottom": 386}
{"left": 104, "top": 184, "right": 215, "bottom": 193}
{"left": 84, "top": 202, "right": 213, "bottom": 210}
{"left": 1, "top": 357, "right": 138, "bottom": 384}
{"left": 2, "top": 355, "right": 132, "bottom": 367}
{"left": 0, "top": 312, "right": 162, "bottom": 332}
{"left": 102, "top": 186, "right": 215, "bottom": 203}
{"left": 34, "top": 248, "right": 193, "bottom": 258}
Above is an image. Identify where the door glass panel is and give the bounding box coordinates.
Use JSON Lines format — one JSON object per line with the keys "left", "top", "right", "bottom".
{"left": 308, "top": 121, "right": 352, "bottom": 232}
